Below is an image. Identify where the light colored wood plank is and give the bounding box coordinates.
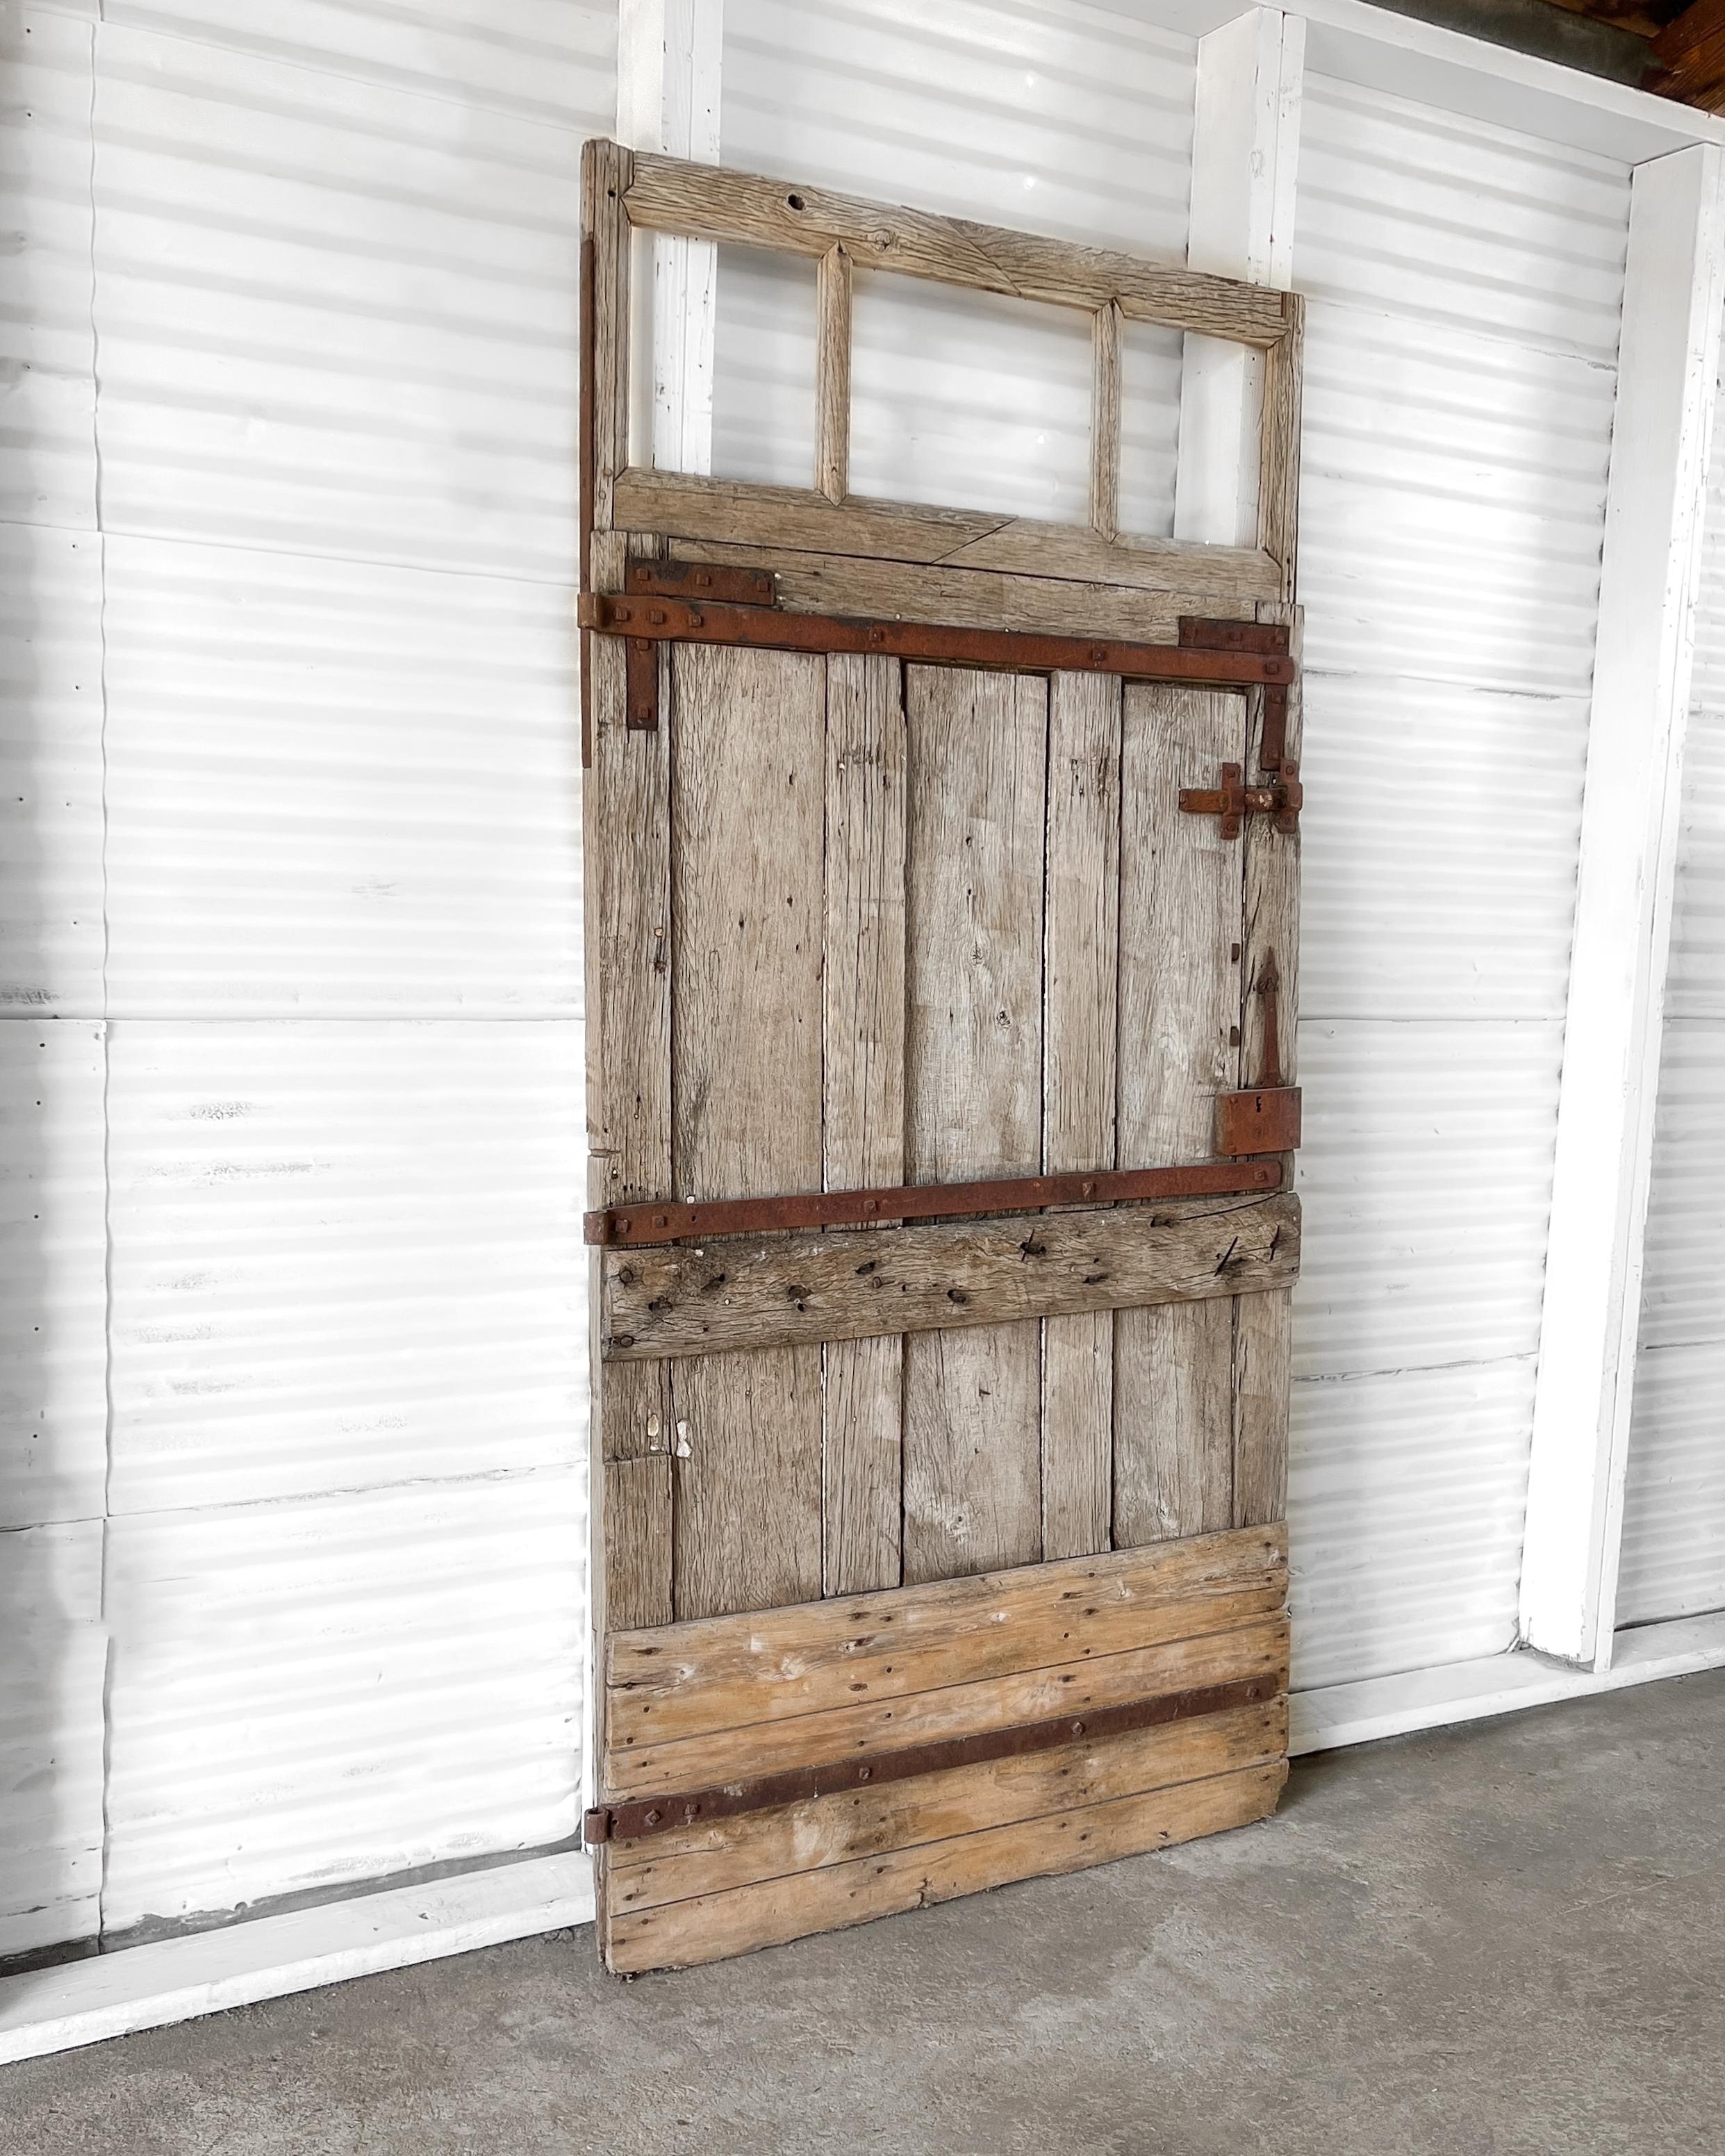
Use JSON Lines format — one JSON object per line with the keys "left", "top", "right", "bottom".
{"left": 814, "top": 244, "right": 852, "bottom": 504}
{"left": 1090, "top": 302, "right": 1121, "bottom": 540}
{"left": 608, "top": 1612, "right": 1289, "bottom": 1798}
{"left": 604, "top": 1758, "right": 1287, "bottom": 1971}
{"left": 582, "top": 138, "right": 634, "bottom": 534}
{"left": 602, "top": 1449, "right": 673, "bottom": 1633}
{"left": 622, "top": 149, "right": 1291, "bottom": 345}
{"left": 1257, "top": 293, "right": 1303, "bottom": 599}
{"left": 607, "top": 1522, "right": 1287, "bottom": 1737}
{"left": 666, "top": 642, "right": 826, "bottom": 1620}
{"left": 613, "top": 468, "right": 1282, "bottom": 600}
{"left": 902, "top": 665, "right": 1048, "bottom": 1585}
{"left": 609, "top": 1699, "right": 1288, "bottom": 1911}
{"left": 1234, "top": 602, "right": 1302, "bottom": 1531}
{"left": 602, "top": 1191, "right": 1298, "bottom": 1362}
{"left": 1115, "top": 684, "right": 1250, "bottom": 1546}
{"left": 1042, "top": 673, "right": 1122, "bottom": 1563}
{"left": 823, "top": 652, "right": 907, "bottom": 1595}
{"left": 584, "top": 518, "right": 676, "bottom": 1650}
{"left": 666, "top": 539, "right": 1253, "bottom": 641}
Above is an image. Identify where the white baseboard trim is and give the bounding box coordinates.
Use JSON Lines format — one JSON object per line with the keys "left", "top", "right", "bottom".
{"left": 6, "top": 1612, "right": 1722, "bottom": 2071}
{"left": 0, "top": 1851, "right": 595, "bottom": 2068}
{"left": 1290, "top": 1610, "right": 1725, "bottom": 1756}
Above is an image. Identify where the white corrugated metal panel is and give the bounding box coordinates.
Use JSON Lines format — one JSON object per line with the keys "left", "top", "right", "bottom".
{"left": 1293, "top": 1020, "right": 1565, "bottom": 1382}
{"left": 0, "top": 1520, "right": 106, "bottom": 1957}
{"left": 1289, "top": 75, "right": 1629, "bottom": 1687}
{"left": 0, "top": 0, "right": 611, "bottom": 1955}
{"left": 106, "top": 1021, "right": 585, "bottom": 1515}
{"left": 100, "top": 538, "right": 580, "bottom": 1018}
{"left": 0, "top": 1022, "right": 108, "bottom": 1530}
{"left": 101, "top": 1468, "right": 582, "bottom": 1931}
{"left": 1299, "top": 675, "right": 1590, "bottom": 1022}
{"left": 89, "top": 15, "right": 605, "bottom": 580}
{"left": 1619, "top": 1340, "right": 1725, "bottom": 1626}
{"left": 716, "top": 0, "right": 1192, "bottom": 529}
{"left": 1619, "top": 331, "right": 1725, "bottom": 1629}
{"left": 1290, "top": 1358, "right": 1535, "bottom": 1691}
{"left": 0, "top": 527, "right": 106, "bottom": 1017}
{"left": 0, "top": 7, "right": 98, "bottom": 534}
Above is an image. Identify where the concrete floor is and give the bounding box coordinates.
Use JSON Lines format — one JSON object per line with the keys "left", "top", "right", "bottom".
{"left": 4, "top": 1669, "right": 1724, "bottom": 2155}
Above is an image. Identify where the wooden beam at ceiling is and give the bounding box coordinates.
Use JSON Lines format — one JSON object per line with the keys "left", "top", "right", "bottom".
{"left": 1650, "top": 0, "right": 1725, "bottom": 108}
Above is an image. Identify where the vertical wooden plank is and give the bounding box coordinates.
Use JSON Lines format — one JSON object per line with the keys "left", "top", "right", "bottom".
{"left": 1041, "top": 673, "right": 1121, "bottom": 1561}
{"left": 1114, "top": 683, "right": 1248, "bottom": 1545}
{"left": 823, "top": 653, "right": 907, "bottom": 1594}
{"left": 902, "top": 666, "right": 1048, "bottom": 1583}
{"left": 583, "top": 138, "right": 634, "bottom": 535}
{"left": 668, "top": 641, "right": 826, "bottom": 1619}
{"left": 1090, "top": 302, "right": 1121, "bottom": 541}
{"left": 1257, "top": 299, "right": 1303, "bottom": 601}
{"left": 815, "top": 245, "right": 853, "bottom": 505}
{"left": 1234, "top": 606, "right": 1301, "bottom": 1529}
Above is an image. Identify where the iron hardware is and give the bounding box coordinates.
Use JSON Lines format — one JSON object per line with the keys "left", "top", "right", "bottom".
{"left": 1215, "top": 953, "right": 1301, "bottom": 1155}
{"left": 585, "top": 1158, "right": 1281, "bottom": 1248}
{"left": 577, "top": 593, "right": 1297, "bottom": 688}
{"left": 1178, "top": 760, "right": 1302, "bottom": 839}
{"left": 627, "top": 559, "right": 777, "bottom": 605}
{"left": 581, "top": 1673, "right": 1280, "bottom": 1847}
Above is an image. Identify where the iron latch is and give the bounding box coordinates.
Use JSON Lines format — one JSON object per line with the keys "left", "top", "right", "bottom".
{"left": 1179, "top": 761, "right": 1302, "bottom": 839}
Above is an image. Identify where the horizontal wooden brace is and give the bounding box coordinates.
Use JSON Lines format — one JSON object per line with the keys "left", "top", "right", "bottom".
{"left": 578, "top": 593, "right": 1295, "bottom": 685}
{"left": 621, "top": 149, "right": 1294, "bottom": 347}
{"left": 602, "top": 1190, "right": 1300, "bottom": 1361}
{"left": 610, "top": 468, "right": 1285, "bottom": 601}
{"left": 584, "top": 1673, "right": 1278, "bottom": 1845}
{"left": 586, "top": 1158, "right": 1281, "bottom": 1247}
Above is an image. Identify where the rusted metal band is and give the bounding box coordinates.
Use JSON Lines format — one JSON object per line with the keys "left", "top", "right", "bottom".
{"left": 576, "top": 593, "right": 1297, "bottom": 686}
{"left": 585, "top": 1673, "right": 1281, "bottom": 1848}
{"left": 584, "top": 1158, "right": 1281, "bottom": 1248}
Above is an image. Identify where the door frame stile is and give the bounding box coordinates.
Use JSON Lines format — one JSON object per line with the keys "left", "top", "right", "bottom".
{"left": 1521, "top": 145, "right": 1725, "bottom": 1670}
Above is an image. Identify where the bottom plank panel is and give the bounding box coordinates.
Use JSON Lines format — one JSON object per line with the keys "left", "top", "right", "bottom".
{"left": 609, "top": 1697, "right": 1286, "bottom": 1914}
{"left": 604, "top": 1757, "right": 1287, "bottom": 1973}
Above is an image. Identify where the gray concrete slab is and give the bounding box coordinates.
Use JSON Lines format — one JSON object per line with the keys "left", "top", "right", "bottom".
{"left": 3, "top": 1669, "right": 1722, "bottom": 2155}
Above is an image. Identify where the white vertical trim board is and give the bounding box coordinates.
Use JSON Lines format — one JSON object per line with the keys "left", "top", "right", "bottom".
{"left": 1521, "top": 145, "right": 1725, "bottom": 1671}
{"left": 617, "top": 0, "right": 723, "bottom": 473}
{"left": 1173, "top": 4, "right": 1303, "bottom": 545}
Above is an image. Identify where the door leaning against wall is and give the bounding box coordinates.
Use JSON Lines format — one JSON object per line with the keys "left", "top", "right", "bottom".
{"left": 577, "top": 138, "right": 1305, "bottom": 1975}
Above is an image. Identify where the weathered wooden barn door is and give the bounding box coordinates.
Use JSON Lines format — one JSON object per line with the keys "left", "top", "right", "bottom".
{"left": 579, "top": 141, "right": 1305, "bottom": 1973}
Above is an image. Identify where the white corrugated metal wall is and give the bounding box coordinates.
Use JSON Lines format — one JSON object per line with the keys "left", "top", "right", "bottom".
{"left": 1, "top": 0, "right": 613, "bottom": 1952}
{"left": 1287, "top": 74, "right": 1628, "bottom": 1686}
{"left": 1619, "top": 316, "right": 1725, "bottom": 1628}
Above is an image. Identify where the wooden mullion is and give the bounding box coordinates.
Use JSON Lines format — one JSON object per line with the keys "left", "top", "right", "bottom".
{"left": 1090, "top": 303, "right": 1122, "bottom": 542}
{"left": 814, "top": 245, "right": 853, "bottom": 504}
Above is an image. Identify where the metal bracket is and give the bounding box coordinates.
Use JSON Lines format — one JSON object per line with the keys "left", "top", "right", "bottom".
{"left": 1178, "top": 761, "right": 1302, "bottom": 839}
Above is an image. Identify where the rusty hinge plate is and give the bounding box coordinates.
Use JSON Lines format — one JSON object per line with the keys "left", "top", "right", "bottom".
{"left": 585, "top": 1158, "right": 1281, "bottom": 1248}
{"left": 1178, "top": 616, "right": 1290, "bottom": 656}
{"left": 1216, "top": 1087, "right": 1302, "bottom": 1157}
{"left": 1179, "top": 760, "right": 1301, "bottom": 839}
{"left": 626, "top": 558, "right": 777, "bottom": 606}
{"left": 584, "top": 1672, "right": 1280, "bottom": 1847}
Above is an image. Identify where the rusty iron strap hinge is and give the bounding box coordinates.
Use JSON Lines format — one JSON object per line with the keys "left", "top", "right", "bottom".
{"left": 578, "top": 593, "right": 1296, "bottom": 727}
{"left": 585, "top": 1157, "right": 1281, "bottom": 1248}
{"left": 1178, "top": 760, "right": 1302, "bottom": 839}
{"left": 583, "top": 1673, "right": 1281, "bottom": 1848}
{"left": 1215, "top": 952, "right": 1301, "bottom": 1155}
